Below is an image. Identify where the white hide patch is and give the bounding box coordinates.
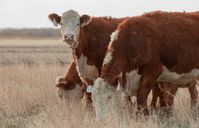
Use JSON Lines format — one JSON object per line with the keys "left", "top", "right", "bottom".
{"left": 92, "top": 78, "right": 113, "bottom": 121}
{"left": 103, "top": 30, "right": 119, "bottom": 65}
{"left": 121, "top": 70, "right": 141, "bottom": 96}
{"left": 75, "top": 54, "right": 99, "bottom": 81}
{"left": 108, "top": 30, "right": 120, "bottom": 49}
{"left": 157, "top": 66, "right": 199, "bottom": 84}
{"left": 103, "top": 51, "right": 113, "bottom": 65}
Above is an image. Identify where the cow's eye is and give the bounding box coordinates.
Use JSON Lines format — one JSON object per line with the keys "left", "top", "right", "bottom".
{"left": 60, "top": 23, "right": 63, "bottom": 25}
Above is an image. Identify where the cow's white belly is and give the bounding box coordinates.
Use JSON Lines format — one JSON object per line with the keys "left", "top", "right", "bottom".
{"left": 157, "top": 66, "right": 199, "bottom": 84}
{"left": 121, "top": 70, "right": 141, "bottom": 96}
{"left": 75, "top": 54, "right": 99, "bottom": 81}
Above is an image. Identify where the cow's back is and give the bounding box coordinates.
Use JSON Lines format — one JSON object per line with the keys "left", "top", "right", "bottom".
{"left": 119, "top": 11, "right": 199, "bottom": 73}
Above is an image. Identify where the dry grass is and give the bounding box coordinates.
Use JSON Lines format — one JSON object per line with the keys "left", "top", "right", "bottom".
{"left": 0, "top": 39, "right": 72, "bottom": 66}
{"left": 0, "top": 39, "right": 198, "bottom": 128}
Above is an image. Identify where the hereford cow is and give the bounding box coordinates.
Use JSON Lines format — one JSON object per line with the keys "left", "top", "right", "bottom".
{"left": 48, "top": 10, "right": 127, "bottom": 105}
{"left": 92, "top": 11, "right": 199, "bottom": 120}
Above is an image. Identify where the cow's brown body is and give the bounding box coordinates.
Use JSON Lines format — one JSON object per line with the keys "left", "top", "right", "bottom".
{"left": 93, "top": 11, "right": 199, "bottom": 118}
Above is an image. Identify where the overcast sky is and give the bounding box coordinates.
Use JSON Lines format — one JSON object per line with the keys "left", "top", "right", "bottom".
{"left": 0, "top": 0, "right": 199, "bottom": 28}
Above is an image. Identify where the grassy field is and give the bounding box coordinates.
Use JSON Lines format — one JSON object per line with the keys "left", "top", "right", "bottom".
{"left": 0, "top": 39, "right": 198, "bottom": 128}
{"left": 0, "top": 39, "right": 72, "bottom": 66}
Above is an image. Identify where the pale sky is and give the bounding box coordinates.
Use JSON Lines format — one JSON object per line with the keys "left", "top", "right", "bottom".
{"left": 0, "top": 0, "right": 199, "bottom": 28}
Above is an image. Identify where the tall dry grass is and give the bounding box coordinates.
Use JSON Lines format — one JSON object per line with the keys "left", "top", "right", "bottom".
{"left": 0, "top": 39, "right": 198, "bottom": 128}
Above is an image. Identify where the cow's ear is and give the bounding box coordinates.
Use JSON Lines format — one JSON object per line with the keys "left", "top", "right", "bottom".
{"left": 48, "top": 13, "right": 61, "bottom": 27}
{"left": 80, "top": 15, "right": 92, "bottom": 27}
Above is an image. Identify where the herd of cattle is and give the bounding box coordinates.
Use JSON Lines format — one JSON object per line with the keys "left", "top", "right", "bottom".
{"left": 48, "top": 10, "right": 199, "bottom": 120}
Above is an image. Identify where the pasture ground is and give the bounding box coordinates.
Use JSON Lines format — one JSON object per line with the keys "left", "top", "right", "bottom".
{"left": 0, "top": 39, "right": 198, "bottom": 128}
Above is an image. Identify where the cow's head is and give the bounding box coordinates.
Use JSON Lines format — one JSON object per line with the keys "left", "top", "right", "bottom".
{"left": 48, "top": 10, "right": 92, "bottom": 49}
{"left": 92, "top": 78, "right": 117, "bottom": 121}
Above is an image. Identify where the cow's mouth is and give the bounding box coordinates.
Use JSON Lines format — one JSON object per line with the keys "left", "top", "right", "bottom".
{"left": 63, "top": 39, "right": 76, "bottom": 49}
{"left": 63, "top": 39, "right": 74, "bottom": 44}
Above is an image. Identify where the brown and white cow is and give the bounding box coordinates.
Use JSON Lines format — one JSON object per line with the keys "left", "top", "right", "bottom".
{"left": 48, "top": 10, "right": 127, "bottom": 104}
{"left": 92, "top": 11, "right": 199, "bottom": 120}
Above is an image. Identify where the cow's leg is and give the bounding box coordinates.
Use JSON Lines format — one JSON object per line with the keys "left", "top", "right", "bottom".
{"left": 159, "top": 84, "right": 178, "bottom": 116}
{"left": 81, "top": 79, "right": 94, "bottom": 110}
{"left": 81, "top": 92, "right": 93, "bottom": 111}
{"left": 136, "top": 62, "right": 162, "bottom": 115}
{"left": 188, "top": 83, "right": 198, "bottom": 109}
{"left": 56, "top": 77, "right": 79, "bottom": 101}
{"left": 151, "top": 83, "right": 161, "bottom": 110}
{"left": 137, "top": 75, "right": 158, "bottom": 115}
{"left": 56, "top": 60, "right": 82, "bottom": 101}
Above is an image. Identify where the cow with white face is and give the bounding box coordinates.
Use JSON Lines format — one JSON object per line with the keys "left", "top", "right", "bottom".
{"left": 92, "top": 11, "right": 199, "bottom": 120}
{"left": 49, "top": 10, "right": 91, "bottom": 49}
{"left": 48, "top": 10, "right": 127, "bottom": 106}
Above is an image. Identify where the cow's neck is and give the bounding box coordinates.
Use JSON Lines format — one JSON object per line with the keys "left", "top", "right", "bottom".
{"left": 72, "top": 40, "right": 99, "bottom": 85}
{"left": 74, "top": 41, "right": 87, "bottom": 59}
{"left": 74, "top": 39, "right": 98, "bottom": 66}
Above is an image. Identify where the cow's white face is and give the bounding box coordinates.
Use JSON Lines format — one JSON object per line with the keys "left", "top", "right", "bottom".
{"left": 92, "top": 78, "right": 113, "bottom": 121}
{"left": 60, "top": 11, "right": 80, "bottom": 48}
{"left": 48, "top": 10, "right": 92, "bottom": 49}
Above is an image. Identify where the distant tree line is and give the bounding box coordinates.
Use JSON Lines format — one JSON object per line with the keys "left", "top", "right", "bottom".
{"left": 0, "top": 28, "right": 61, "bottom": 39}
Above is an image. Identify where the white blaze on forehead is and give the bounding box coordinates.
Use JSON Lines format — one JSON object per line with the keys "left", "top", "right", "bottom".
{"left": 158, "top": 66, "right": 199, "bottom": 84}
{"left": 61, "top": 10, "right": 80, "bottom": 24}
{"left": 108, "top": 30, "right": 120, "bottom": 49}
{"left": 75, "top": 54, "right": 99, "bottom": 81}
{"left": 121, "top": 70, "right": 141, "bottom": 96}
{"left": 92, "top": 78, "right": 113, "bottom": 121}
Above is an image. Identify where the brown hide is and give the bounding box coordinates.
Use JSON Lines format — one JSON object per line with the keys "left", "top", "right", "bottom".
{"left": 48, "top": 13, "right": 61, "bottom": 24}
{"left": 101, "top": 11, "right": 199, "bottom": 114}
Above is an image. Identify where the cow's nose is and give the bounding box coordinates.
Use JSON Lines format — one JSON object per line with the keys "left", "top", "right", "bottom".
{"left": 64, "top": 34, "right": 74, "bottom": 41}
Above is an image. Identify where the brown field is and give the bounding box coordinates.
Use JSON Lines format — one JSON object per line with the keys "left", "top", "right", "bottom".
{"left": 0, "top": 39, "right": 198, "bottom": 128}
